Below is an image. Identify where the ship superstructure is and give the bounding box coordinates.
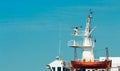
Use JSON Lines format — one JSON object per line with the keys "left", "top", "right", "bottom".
{"left": 69, "top": 10, "right": 111, "bottom": 71}
{"left": 47, "top": 56, "right": 71, "bottom": 71}
{"left": 47, "top": 10, "right": 112, "bottom": 71}
{"left": 69, "top": 11, "right": 95, "bottom": 62}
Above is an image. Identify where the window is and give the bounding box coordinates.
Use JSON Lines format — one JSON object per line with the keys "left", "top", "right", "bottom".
{"left": 63, "top": 68, "right": 70, "bottom": 71}
{"left": 66, "top": 69, "right": 70, "bottom": 71}
{"left": 52, "top": 67, "right": 55, "bottom": 71}
{"left": 58, "top": 67, "right": 61, "bottom": 71}
{"left": 63, "top": 68, "right": 66, "bottom": 71}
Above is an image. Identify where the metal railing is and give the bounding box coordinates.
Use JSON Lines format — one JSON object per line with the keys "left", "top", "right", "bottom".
{"left": 68, "top": 40, "right": 83, "bottom": 47}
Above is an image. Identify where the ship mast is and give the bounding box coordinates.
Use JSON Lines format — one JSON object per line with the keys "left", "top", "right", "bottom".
{"left": 82, "top": 10, "right": 94, "bottom": 62}
{"left": 84, "top": 10, "right": 92, "bottom": 37}
{"left": 68, "top": 10, "right": 95, "bottom": 62}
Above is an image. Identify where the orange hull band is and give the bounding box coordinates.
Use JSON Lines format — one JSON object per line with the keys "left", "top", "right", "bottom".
{"left": 71, "top": 60, "right": 112, "bottom": 69}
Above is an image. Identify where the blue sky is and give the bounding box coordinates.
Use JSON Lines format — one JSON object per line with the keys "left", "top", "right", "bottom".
{"left": 0, "top": 0, "right": 120, "bottom": 71}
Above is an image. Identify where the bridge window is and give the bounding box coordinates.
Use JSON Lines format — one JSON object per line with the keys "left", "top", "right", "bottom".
{"left": 58, "top": 67, "right": 61, "bottom": 71}
{"left": 63, "top": 67, "right": 70, "bottom": 71}
{"left": 52, "top": 67, "right": 55, "bottom": 71}
{"left": 66, "top": 69, "right": 70, "bottom": 71}
{"left": 63, "top": 68, "right": 66, "bottom": 71}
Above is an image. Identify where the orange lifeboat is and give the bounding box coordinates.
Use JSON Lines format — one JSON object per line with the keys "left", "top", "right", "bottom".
{"left": 71, "top": 60, "right": 112, "bottom": 69}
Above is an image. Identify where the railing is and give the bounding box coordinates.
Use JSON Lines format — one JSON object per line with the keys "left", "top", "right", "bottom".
{"left": 68, "top": 40, "right": 94, "bottom": 48}
{"left": 68, "top": 40, "right": 83, "bottom": 47}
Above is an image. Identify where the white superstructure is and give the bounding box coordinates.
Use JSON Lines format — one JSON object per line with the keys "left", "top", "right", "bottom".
{"left": 99, "top": 57, "right": 120, "bottom": 71}
{"left": 86, "top": 57, "right": 120, "bottom": 71}
{"left": 68, "top": 11, "right": 96, "bottom": 62}
{"left": 47, "top": 56, "right": 71, "bottom": 71}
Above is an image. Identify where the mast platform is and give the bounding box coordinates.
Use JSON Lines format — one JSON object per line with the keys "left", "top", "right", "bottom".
{"left": 68, "top": 40, "right": 92, "bottom": 48}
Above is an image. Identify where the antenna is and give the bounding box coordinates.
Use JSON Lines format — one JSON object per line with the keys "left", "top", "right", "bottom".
{"left": 56, "top": 40, "right": 62, "bottom": 60}
{"left": 57, "top": 24, "right": 62, "bottom": 60}
{"left": 59, "top": 40, "right": 61, "bottom": 57}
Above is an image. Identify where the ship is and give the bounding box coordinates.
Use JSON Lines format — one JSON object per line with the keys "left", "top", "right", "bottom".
{"left": 47, "top": 10, "right": 112, "bottom": 71}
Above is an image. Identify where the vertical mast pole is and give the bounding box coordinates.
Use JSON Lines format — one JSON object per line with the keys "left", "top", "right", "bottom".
{"left": 106, "top": 47, "right": 109, "bottom": 60}
{"left": 74, "top": 48, "right": 77, "bottom": 61}
{"left": 85, "top": 10, "right": 92, "bottom": 37}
